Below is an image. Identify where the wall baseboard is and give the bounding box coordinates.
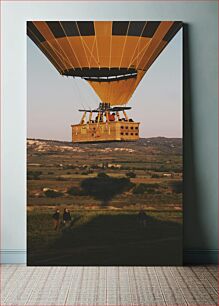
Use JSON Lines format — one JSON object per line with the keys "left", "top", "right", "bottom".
{"left": 0, "top": 249, "right": 218, "bottom": 264}
{"left": 183, "top": 249, "right": 218, "bottom": 265}
{"left": 1, "top": 250, "right": 26, "bottom": 264}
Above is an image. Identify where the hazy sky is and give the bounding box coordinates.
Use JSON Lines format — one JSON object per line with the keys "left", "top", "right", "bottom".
{"left": 27, "top": 28, "right": 182, "bottom": 141}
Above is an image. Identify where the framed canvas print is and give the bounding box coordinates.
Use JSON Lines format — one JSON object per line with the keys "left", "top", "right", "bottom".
{"left": 27, "top": 21, "right": 183, "bottom": 266}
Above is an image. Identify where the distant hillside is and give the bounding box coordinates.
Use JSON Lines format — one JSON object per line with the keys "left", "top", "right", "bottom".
{"left": 27, "top": 137, "right": 182, "bottom": 155}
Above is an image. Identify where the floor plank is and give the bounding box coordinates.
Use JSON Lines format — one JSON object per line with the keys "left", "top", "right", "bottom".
{"left": 1, "top": 265, "right": 218, "bottom": 305}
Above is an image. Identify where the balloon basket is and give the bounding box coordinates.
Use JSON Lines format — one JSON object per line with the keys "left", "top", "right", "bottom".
{"left": 71, "top": 121, "right": 140, "bottom": 143}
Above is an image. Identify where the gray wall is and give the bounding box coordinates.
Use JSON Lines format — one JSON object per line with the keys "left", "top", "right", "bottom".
{"left": 1, "top": 1, "right": 218, "bottom": 263}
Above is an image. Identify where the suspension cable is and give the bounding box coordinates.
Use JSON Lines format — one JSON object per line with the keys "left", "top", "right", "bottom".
{"left": 79, "top": 36, "right": 100, "bottom": 68}
{"left": 129, "top": 40, "right": 151, "bottom": 71}
{"left": 28, "top": 28, "right": 64, "bottom": 73}
{"left": 127, "top": 22, "right": 147, "bottom": 70}
{"left": 49, "top": 32, "right": 73, "bottom": 70}
{"left": 76, "top": 22, "right": 90, "bottom": 68}
{"left": 88, "top": 37, "right": 97, "bottom": 68}
{"left": 136, "top": 23, "right": 165, "bottom": 71}
{"left": 109, "top": 25, "right": 113, "bottom": 70}
{"left": 59, "top": 22, "right": 82, "bottom": 70}
{"left": 106, "top": 82, "right": 112, "bottom": 104}
{"left": 75, "top": 78, "right": 91, "bottom": 110}
{"left": 42, "top": 23, "right": 74, "bottom": 70}
{"left": 140, "top": 30, "right": 168, "bottom": 71}
{"left": 74, "top": 78, "right": 85, "bottom": 107}
{"left": 137, "top": 38, "right": 140, "bottom": 67}
{"left": 71, "top": 78, "right": 83, "bottom": 110}
{"left": 93, "top": 22, "right": 101, "bottom": 70}
{"left": 119, "top": 22, "right": 131, "bottom": 70}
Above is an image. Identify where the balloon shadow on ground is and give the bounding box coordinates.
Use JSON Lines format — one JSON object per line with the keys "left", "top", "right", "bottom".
{"left": 28, "top": 213, "right": 182, "bottom": 266}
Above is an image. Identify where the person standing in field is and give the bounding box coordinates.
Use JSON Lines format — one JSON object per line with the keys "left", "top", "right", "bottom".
{"left": 52, "top": 209, "right": 60, "bottom": 231}
{"left": 138, "top": 209, "right": 147, "bottom": 227}
{"left": 63, "top": 208, "right": 71, "bottom": 227}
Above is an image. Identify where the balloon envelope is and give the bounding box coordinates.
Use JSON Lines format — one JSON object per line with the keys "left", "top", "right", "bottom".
{"left": 27, "top": 21, "right": 182, "bottom": 105}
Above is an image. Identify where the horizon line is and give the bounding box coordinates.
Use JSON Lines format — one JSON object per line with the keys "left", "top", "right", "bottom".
{"left": 27, "top": 136, "right": 183, "bottom": 142}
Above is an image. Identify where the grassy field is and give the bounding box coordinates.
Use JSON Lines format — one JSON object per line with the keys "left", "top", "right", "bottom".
{"left": 27, "top": 138, "right": 183, "bottom": 265}
{"left": 28, "top": 208, "right": 182, "bottom": 266}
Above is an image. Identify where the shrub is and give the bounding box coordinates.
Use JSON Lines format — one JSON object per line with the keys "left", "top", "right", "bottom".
{"left": 132, "top": 183, "right": 148, "bottom": 194}
{"left": 169, "top": 181, "right": 183, "bottom": 194}
{"left": 64, "top": 165, "right": 76, "bottom": 170}
{"left": 66, "top": 186, "right": 84, "bottom": 196}
{"left": 132, "top": 183, "right": 159, "bottom": 194}
{"left": 144, "top": 183, "right": 159, "bottom": 189}
{"left": 158, "top": 165, "right": 169, "bottom": 172}
{"left": 97, "top": 172, "right": 108, "bottom": 178}
{"left": 151, "top": 173, "right": 160, "bottom": 178}
{"left": 56, "top": 177, "right": 67, "bottom": 181}
{"left": 147, "top": 189, "right": 157, "bottom": 194}
{"left": 44, "top": 189, "right": 63, "bottom": 198}
{"left": 90, "top": 164, "right": 100, "bottom": 169}
{"left": 126, "top": 171, "right": 136, "bottom": 178}
{"left": 27, "top": 171, "right": 42, "bottom": 180}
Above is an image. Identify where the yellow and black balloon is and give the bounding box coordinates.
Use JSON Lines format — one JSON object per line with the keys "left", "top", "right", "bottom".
{"left": 27, "top": 21, "right": 182, "bottom": 106}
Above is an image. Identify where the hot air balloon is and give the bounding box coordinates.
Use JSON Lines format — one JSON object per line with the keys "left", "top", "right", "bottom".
{"left": 27, "top": 21, "right": 182, "bottom": 143}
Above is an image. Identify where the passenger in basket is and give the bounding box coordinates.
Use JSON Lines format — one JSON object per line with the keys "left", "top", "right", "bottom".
{"left": 108, "top": 113, "right": 115, "bottom": 121}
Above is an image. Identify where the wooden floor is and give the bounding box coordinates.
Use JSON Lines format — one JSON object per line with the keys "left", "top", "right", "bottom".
{"left": 1, "top": 265, "right": 218, "bottom": 305}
